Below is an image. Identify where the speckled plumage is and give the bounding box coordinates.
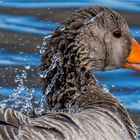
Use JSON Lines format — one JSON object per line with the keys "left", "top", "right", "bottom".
{"left": 40, "top": 6, "right": 131, "bottom": 110}
{"left": 0, "top": 6, "right": 137, "bottom": 140}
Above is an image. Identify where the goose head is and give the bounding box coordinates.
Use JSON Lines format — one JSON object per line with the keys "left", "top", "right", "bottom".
{"left": 73, "top": 7, "right": 140, "bottom": 72}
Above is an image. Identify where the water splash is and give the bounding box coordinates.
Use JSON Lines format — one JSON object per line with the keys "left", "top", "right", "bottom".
{"left": 39, "top": 55, "right": 61, "bottom": 111}
{"left": 38, "top": 55, "right": 61, "bottom": 112}
{"left": 36, "top": 33, "right": 53, "bottom": 55}
{"left": 0, "top": 70, "right": 34, "bottom": 116}
{"left": 0, "top": 32, "right": 60, "bottom": 116}
{"left": 36, "top": 35, "right": 62, "bottom": 114}
{"left": 39, "top": 55, "right": 60, "bottom": 78}
{"left": 37, "top": 49, "right": 61, "bottom": 113}
{"left": 34, "top": 95, "right": 47, "bottom": 116}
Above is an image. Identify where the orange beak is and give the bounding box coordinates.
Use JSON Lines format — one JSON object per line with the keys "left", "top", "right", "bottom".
{"left": 123, "top": 38, "right": 140, "bottom": 71}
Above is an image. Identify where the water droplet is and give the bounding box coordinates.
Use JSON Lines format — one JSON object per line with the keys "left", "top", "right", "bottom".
{"left": 0, "top": 100, "right": 7, "bottom": 108}
{"left": 59, "top": 25, "right": 65, "bottom": 31}
{"left": 43, "top": 34, "right": 52, "bottom": 40}
{"left": 34, "top": 107, "right": 45, "bottom": 116}
{"left": 39, "top": 55, "right": 60, "bottom": 78}
{"left": 111, "top": 84, "right": 116, "bottom": 88}
{"left": 39, "top": 70, "right": 48, "bottom": 78}
{"left": 45, "top": 84, "right": 52, "bottom": 95}
{"left": 85, "top": 17, "right": 96, "bottom": 24}
{"left": 102, "top": 85, "right": 110, "bottom": 93}
{"left": 43, "top": 41, "right": 47, "bottom": 46}
{"left": 36, "top": 45, "right": 40, "bottom": 49}
{"left": 90, "top": 17, "right": 96, "bottom": 22}
{"left": 21, "top": 70, "right": 27, "bottom": 79}
{"left": 25, "top": 65, "right": 30, "bottom": 70}
{"left": 39, "top": 46, "right": 46, "bottom": 54}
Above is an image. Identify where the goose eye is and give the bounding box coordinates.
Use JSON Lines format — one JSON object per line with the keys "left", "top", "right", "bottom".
{"left": 112, "top": 29, "right": 122, "bottom": 38}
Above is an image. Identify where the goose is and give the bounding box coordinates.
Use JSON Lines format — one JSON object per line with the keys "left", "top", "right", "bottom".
{"left": 0, "top": 6, "right": 140, "bottom": 140}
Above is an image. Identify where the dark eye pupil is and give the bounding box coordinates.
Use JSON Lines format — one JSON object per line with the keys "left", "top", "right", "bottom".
{"left": 113, "top": 30, "right": 122, "bottom": 38}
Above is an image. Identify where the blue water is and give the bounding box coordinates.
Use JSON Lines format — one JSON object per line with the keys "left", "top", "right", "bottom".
{"left": 0, "top": 14, "right": 57, "bottom": 35}
{"left": 1, "top": 0, "right": 140, "bottom": 12}
{"left": 0, "top": 1, "right": 140, "bottom": 137}
{"left": 94, "top": 70, "right": 140, "bottom": 111}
